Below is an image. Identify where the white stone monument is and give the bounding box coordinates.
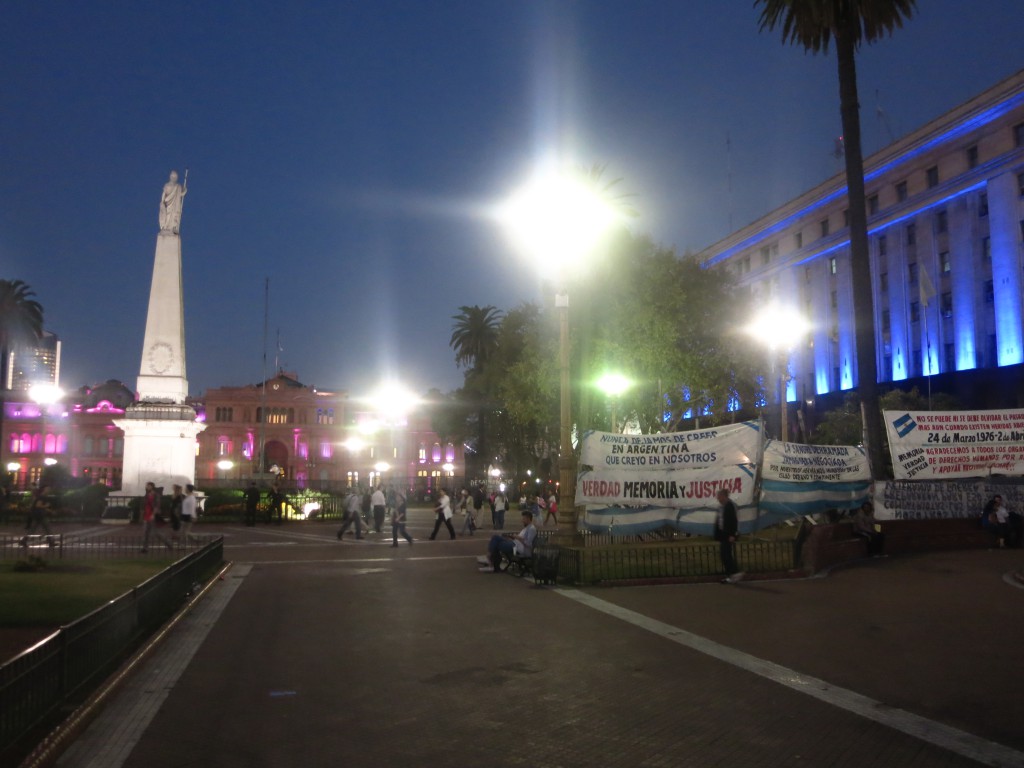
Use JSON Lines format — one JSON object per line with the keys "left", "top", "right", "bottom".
{"left": 114, "top": 170, "right": 206, "bottom": 495}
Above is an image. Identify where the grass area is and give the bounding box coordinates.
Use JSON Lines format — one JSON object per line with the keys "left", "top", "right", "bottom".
{"left": 0, "top": 558, "right": 175, "bottom": 628}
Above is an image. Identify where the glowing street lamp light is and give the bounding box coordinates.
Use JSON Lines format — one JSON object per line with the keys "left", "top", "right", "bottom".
{"left": 597, "top": 372, "right": 632, "bottom": 433}
{"left": 29, "top": 383, "right": 64, "bottom": 474}
{"left": 499, "top": 164, "right": 621, "bottom": 537}
{"left": 746, "top": 303, "right": 811, "bottom": 443}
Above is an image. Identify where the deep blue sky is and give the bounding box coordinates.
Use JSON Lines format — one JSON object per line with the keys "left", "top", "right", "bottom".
{"left": 3, "top": 1, "right": 1022, "bottom": 400}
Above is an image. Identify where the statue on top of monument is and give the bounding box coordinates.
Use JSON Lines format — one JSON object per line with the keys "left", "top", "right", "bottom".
{"left": 159, "top": 170, "right": 188, "bottom": 234}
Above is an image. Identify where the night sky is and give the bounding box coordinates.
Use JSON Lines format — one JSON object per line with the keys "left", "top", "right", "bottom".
{"left": 2, "top": 1, "right": 1022, "bottom": 401}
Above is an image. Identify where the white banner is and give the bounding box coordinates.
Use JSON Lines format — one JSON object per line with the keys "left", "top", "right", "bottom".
{"left": 576, "top": 464, "right": 758, "bottom": 509}
{"left": 875, "top": 479, "right": 1024, "bottom": 520}
{"left": 761, "top": 440, "right": 870, "bottom": 482}
{"left": 579, "top": 421, "right": 761, "bottom": 470}
{"left": 884, "top": 409, "right": 1024, "bottom": 480}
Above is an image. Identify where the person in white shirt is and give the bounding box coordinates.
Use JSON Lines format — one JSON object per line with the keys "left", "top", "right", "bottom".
{"left": 480, "top": 510, "right": 537, "bottom": 573}
{"left": 181, "top": 484, "right": 199, "bottom": 543}
{"left": 429, "top": 489, "right": 456, "bottom": 540}
{"left": 337, "top": 488, "right": 365, "bottom": 540}
{"left": 371, "top": 485, "right": 387, "bottom": 533}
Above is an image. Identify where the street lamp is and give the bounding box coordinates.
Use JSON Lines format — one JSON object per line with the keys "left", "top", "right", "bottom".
{"left": 596, "top": 372, "right": 632, "bottom": 433}
{"left": 29, "top": 383, "right": 64, "bottom": 483}
{"left": 499, "top": 165, "right": 621, "bottom": 537}
{"left": 746, "top": 304, "right": 810, "bottom": 442}
{"left": 217, "top": 459, "right": 234, "bottom": 482}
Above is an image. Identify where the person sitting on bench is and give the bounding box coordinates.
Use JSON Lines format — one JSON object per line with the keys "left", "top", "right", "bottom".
{"left": 479, "top": 510, "right": 537, "bottom": 573}
{"left": 852, "top": 500, "right": 885, "bottom": 556}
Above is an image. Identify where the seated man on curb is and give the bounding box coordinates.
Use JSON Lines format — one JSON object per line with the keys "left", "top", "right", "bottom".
{"left": 479, "top": 510, "right": 537, "bottom": 573}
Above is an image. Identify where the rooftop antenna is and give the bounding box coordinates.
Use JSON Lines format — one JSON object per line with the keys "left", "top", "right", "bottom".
{"left": 726, "top": 132, "right": 734, "bottom": 232}
{"left": 832, "top": 135, "right": 845, "bottom": 174}
{"left": 258, "top": 277, "right": 269, "bottom": 476}
{"left": 876, "top": 89, "right": 895, "bottom": 145}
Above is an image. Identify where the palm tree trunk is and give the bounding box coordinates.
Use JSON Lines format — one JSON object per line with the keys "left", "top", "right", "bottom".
{"left": 835, "top": 22, "right": 885, "bottom": 477}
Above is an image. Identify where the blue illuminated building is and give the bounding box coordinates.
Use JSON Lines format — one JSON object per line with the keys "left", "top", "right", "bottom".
{"left": 698, "top": 69, "right": 1024, "bottom": 423}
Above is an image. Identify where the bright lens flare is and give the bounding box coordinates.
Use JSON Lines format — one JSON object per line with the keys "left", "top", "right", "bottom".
{"left": 596, "top": 372, "right": 632, "bottom": 397}
{"left": 499, "top": 168, "right": 621, "bottom": 275}
{"left": 746, "top": 303, "right": 811, "bottom": 351}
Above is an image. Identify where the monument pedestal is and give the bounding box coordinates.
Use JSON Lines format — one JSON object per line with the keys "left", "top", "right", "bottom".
{"left": 115, "top": 403, "right": 205, "bottom": 496}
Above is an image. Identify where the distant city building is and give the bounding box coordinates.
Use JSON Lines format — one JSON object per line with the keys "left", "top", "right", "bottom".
{"left": 5, "top": 330, "right": 60, "bottom": 391}
{"left": 697, "top": 68, "right": 1024, "bottom": 423}
{"left": 2, "top": 371, "right": 463, "bottom": 495}
{"left": 195, "top": 371, "right": 462, "bottom": 496}
{"left": 2, "top": 380, "right": 131, "bottom": 490}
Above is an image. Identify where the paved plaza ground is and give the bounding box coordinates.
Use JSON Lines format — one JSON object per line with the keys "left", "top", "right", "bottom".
{"left": 10, "top": 507, "right": 1024, "bottom": 768}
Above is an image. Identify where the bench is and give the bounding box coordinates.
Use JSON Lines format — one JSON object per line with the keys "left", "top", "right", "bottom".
{"left": 500, "top": 548, "right": 533, "bottom": 578}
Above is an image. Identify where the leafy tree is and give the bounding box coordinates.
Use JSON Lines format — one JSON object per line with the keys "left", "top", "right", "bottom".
{"left": 0, "top": 279, "right": 44, "bottom": 385}
{"left": 756, "top": 0, "right": 917, "bottom": 478}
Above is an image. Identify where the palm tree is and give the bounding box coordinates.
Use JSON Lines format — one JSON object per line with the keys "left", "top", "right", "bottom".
{"left": 0, "top": 279, "right": 44, "bottom": 386}
{"left": 756, "top": 0, "right": 917, "bottom": 477}
{"left": 449, "top": 305, "right": 503, "bottom": 371}
{"left": 449, "top": 305, "right": 503, "bottom": 475}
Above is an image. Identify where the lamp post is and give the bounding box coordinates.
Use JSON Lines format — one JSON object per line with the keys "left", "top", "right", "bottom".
{"left": 500, "top": 165, "right": 621, "bottom": 537}
{"left": 746, "top": 304, "right": 810, "bottom": 442}
{"left": 217, "top": 459, "right": 234, "bottom": 484}
{"left": 596, "top": 372, "right": 632, "bottom": 434}
{"left": 29, "top": 383, "right": 64, "bottom": 485}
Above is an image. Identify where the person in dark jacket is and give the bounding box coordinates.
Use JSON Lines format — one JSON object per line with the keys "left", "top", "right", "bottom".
{"left": 714, "top": 488, "right": 743, "bottom": 583}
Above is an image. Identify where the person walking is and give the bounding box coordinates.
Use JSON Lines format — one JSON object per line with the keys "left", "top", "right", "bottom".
{"left": 337, "top": 488, "right": 365, "bottom": 540}
{"left": 459, "top": 488, "right": 477, "bottom": 536}
{"left": 429, "top": 488, "right": 456, "bottom": 540}
{"left": 141, "top": 482, "right": 172, "bottom": 553}
{"left": 243, "top": 481, "right": 260, "bottom": 527}
{"left": 391, "top": 490, "right": 413, "bottom": 547}
{"left": 492, "top": 489, "right": 507, "bottom": 530}
{"left": 715, "top": 488, "right": 743, "bottom": 583}
{"left": 25, "top": 482, "right": 54, "bottom": 537}
{"left": 181, "top": 484, "right": 199, "bottom": 543}
{"left": 371, "top": 484, "right": 387, "bottom": 533}
{"left": 544, "top": 492, "right": 558, "bottom": 527}
{"left": 169, "top": 484, "right": 184, "bottom": 543}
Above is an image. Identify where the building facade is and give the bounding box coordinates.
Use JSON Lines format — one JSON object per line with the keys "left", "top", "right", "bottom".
{"left": 697, "top": 69, "right": 1024, "bottom": 422}
{"left": 195, "top": 372, "right": 463, "bottom": 495}
{"left": 4, "top": 330, "right": 61, "bottom": 391}
{"left": 3, "top": 380, "right": 132, "bottom": 490}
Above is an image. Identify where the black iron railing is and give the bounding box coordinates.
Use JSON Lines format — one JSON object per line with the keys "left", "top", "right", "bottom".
{"left": 0, "top": 538, "right": 224, "bottom": 758}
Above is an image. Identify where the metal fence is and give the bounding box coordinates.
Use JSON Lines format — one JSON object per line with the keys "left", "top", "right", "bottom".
{"left": 555, "top": 537, "right": 799, "bottom": 585}
{"left": 0, "top": 537, "right": 224, "bottom": 758}
{"left": 0, "top": 533, "right": 220, "bottom": 561}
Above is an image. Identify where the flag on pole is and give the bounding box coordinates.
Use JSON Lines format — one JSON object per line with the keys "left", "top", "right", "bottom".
{"left": 919, "top": 265, "right": 936, "bottom": 308}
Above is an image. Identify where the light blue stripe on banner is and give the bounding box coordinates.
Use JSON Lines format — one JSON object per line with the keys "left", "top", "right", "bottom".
{"left": 761, "top": 479, "right": 871, "bottom": 494}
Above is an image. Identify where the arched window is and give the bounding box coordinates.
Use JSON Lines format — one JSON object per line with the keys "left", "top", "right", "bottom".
{"left": 445, "top": 443, "right": 455, "bottom": 462}
{"left": 31, "top": 433, "right": 42, "bottom": 453}
{"left": 20, "top": 433, "right": 31, "bottom": 453}
{"left": 419, "top": 443, "right": 427, "bottom": 463}
{"left": 9, "top": 434, "right": 18, "bottom": 453}
{"left": 83, "top": 436, "right": 95, "bottom": 456}
{"left": 432, "top": 443, "right": 442, "bottom": 462}
{"left": 56, "top": 435, "right": 67, "bottom": 454}
{"left": 218, "top": 437, "right": 231, "bottom": 456}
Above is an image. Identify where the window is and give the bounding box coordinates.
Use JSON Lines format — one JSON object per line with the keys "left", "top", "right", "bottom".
{"left": 820, "top": 218, "right": 830, "bottom": 238}
{"left": 906, "top": 222, "right": 916, "bottom": 246}
{"left": 936, "top": 209, "right": 948, "bottom": 234}
{"left": 868, "top": 195, "right": 879, "bottom": 215}
{"left": 984, "top": 280, "right": 994, "bottom": 304}
{"left": 979, "top": 193, "right": 988, "bottom": 217}
{"left": 761, "top": 246, "right": 770, "bottom": 265}
{"left": 908, "top": 262, "right": 918, "bottom": 284}
{"left": 829, "top": 256, "right": 837, "bottom": 275}
{"left": 910, "top": 301, "right": 920, "bottom": 323}
{"left": 881, "top": 309, "right": 891, "bottom": 332}
{"left": 794, "top": 231, "right": 803, "bottom": 249}
{"left": 966, "top": 144, "right": 979, "bottom": 169}
{"left": 218, "top": 438, "right": 231, "bottom": 457}
{"left": 843, "top": 209, "right": 850, "bottom": 227}
{"left": 880, "top": 272, "right": 889, "bottom": 292}
{"left": 896, "top": 180, "right": 908, "bottom": 201}
{"left": 878, "top": 234, "right": 887, "bottom": 256}
{"left": 1018, "top": 172, "right": 1024, "bottom": 197}
{"left": 83, "top": 436, "right": 94, "bottom": 456}
{"left": 941, "top": 292, "right": 953, "bottom": 319}
{"left": 982, "top": 236, "right": 991, "bottom": 260}
{"left": 830, "top": 290, "right": 837, "bottom": 309}
{"left": 804, "top": 266, "right": 812, "bottom": 283}
{"left": 926, "top": 165, "right": 939, "bottom": 188}
{"left": 1014, "top": 122, "right": 1024, "bottom": 148}
{"left": 940, "top": 251, "right": 951, "bottom": 273}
